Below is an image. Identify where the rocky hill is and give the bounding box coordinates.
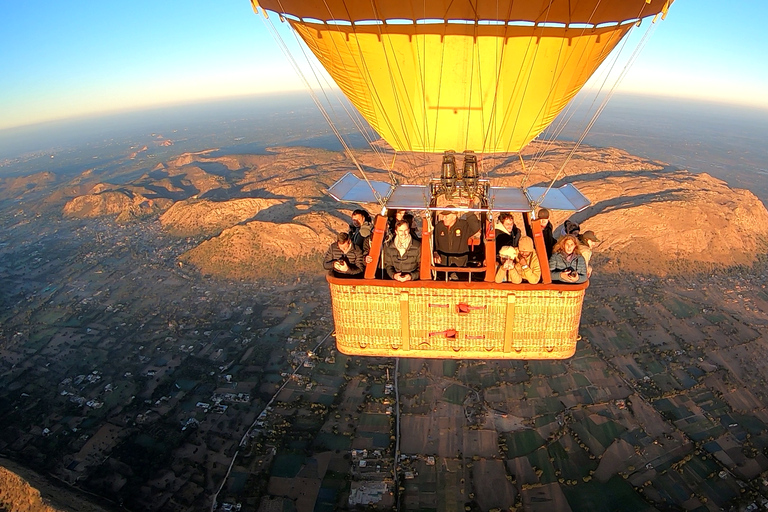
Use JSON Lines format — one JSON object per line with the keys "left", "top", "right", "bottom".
{"left": 51, "top": 142, "right": 768, "bottom": 279}
{"left": 63, "top": 188, "right": 173, "bottom": 223}
{"left": 0, "top": 465, "right": 61, "bottom": 512}
{"left": 572, "top": 167, "right": 767, "bottom": 273}
{"left": 159, "top": 197, "right": 283, "bottom": 236}
{"left": 0, "top": 460, "right": 114, "bottom": 512}
{"left": 487, "top": 145, "right": 768, "bottom": 274}
{"left": 180, "top": 212, "right": 348, "bottom": 279}
{"left": 0, "top": 171, "right": 58, "bottom": 202}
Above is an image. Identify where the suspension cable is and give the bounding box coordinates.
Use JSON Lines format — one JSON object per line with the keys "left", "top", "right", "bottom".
{"left": 263, "top": 6, "right": 386, "bottom": 204}
{"left": 337, "top": 0, "right": 421, "bottom": 185}
{"left": 526, "top": 0, "right": 606, "bottom": 173}
{"left": 309, "top": 9, "right": 392, "bottom": 175}
{"left": 532, "top": 14, "right": 661, "bottom": 206}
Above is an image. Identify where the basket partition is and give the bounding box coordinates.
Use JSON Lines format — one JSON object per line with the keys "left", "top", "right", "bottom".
{"left": 328, "top": 276, "right": 585, "bottom": 359}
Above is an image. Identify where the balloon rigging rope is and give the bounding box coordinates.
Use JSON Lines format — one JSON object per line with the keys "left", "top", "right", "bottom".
{"left": 369, "top": 10, "right": 417, "bottom": 157}
{"left": 414, "top": 0, "right": 430, "bottom": 178}
{"left": 532, "top": 25, "right": 630, "bottom": 165}
{"left": 354, "top": 0, "right": 427, "bottom": 181}
{"left": 371, "top": 9, "right": 427, "bottom": 183}
{"left": 275, "top": 0, "right": 396, "bottom": 188}
{"left": 262, "top": 10, "right": 386, "bottom": 205}
{"left": 502, "top": 2, "right": 554, "bottom": 162}
{"left": 302, "top": 8, "right": 389, "bottom": 170}
{"left": 402, "top": 4, "right": 434, "bottom": 186}
{"left": 318, "top": 0, "right": 397, "bottom": 174}
{"left": 480, "top": 0, "right": 516, "bottom": 156}
{"left": 334, "top": 0, "right": 420, "bottom": 184}
{"left": 429, "top": 23, "right": 449, "bottom": 175}
{"left": 520, "top": 0, "right": 606, "bottom": 189}
{"left": 532, "top": 12, "right": 660, "bottom": 206}
{"left": 316, "top": 0, "right": 401, "bottom": 181}
{"left": 463, "top": 18, "right": 479, "bottom": 154}
{"left": 525, "top": 0, "right": 606, "bottom": 175}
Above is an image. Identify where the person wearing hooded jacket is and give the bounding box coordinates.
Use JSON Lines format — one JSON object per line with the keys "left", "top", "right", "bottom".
{"left": 495, "top": 236, "right": 541, "bottom": 284}
{"left": 494, "top": 212, "right": 521, "bottom": 255}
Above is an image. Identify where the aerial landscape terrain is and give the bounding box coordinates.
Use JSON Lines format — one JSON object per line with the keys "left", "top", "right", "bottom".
{"left": 1, "top": 99, "right": 768, "bottom": 512}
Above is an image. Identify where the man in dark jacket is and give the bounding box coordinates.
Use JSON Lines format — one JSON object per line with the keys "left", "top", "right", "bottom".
{"left": 323, "top": 232, "right": 364, "bottom": 278}
{"left": 349, "top": 209, "right": 373, "bottom": 257}
{"left": 523, "top": 207, "right": 557, "bottom": 259}
{"left": 432, "top": 207, "right": 481, "bottom": 279}
{"left": 384, "top": 219, "right": 421, "bottom": 282}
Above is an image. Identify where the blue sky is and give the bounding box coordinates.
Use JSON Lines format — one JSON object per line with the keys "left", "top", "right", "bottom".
{"left": 1, "top": 0, "right": 766, "bottom": 131}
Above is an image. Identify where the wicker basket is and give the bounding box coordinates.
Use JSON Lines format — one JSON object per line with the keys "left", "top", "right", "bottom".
{"left": 328, "top": 276, "right": 586, "bottom": 359}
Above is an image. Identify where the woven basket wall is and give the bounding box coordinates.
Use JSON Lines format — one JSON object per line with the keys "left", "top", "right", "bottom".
{"left": 329, "top": 281, "right": 584, "bottom": 359}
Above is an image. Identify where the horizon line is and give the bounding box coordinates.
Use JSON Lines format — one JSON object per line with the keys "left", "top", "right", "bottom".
{"left": 2, "top": 90, "right": 767, "bottom": 135}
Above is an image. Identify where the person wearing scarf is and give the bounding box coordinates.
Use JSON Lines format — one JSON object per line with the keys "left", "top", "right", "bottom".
{"left": 385, "top": 219, "right": 421, "bottom": 282}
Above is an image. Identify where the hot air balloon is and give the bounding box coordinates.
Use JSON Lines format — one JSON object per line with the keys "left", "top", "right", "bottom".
{"left": 250, "top": 0, "right": 673, "bottom": 359}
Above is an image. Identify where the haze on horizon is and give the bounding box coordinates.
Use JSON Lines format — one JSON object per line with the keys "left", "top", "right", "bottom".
{"left": 2, "top": 90, "right": 768, "bottom": 214}
{"left": 2, "top": 0, "right": 768, "bottom": 131}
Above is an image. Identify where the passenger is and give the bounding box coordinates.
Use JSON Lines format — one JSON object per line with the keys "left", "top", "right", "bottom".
{"left": 323, "top": 232, "right": 364, "bottom": 278}
{"left": 402, "top": 212, "right": 421, "bottom": 241}
{"left": 578, "top": 230, "right": 600, "bottom": 278}
{"left": 384, "top": 219, "right": 421, "bottom": 282}
{"left": 523, "top": 207, "right": 556, "bottom": 259}
{"left": 386, "top": 209, "right": 407, "bottom": 243}
{"left": 432, "top": 206, "right": 481, "bottom": 280}
{"left": 387, "top": 210, "right": 420, "bottom": 243}
{"left": 549, "top": 234, "right": 587, "bottom": 284}
{"left": 349, "top": 209, "right": 373, "bottom": 256}
{"left": 494, "top": 212, "right": 521, "bottom": 255}
{"left": 495, "top": 236, "right": 541, "bottom": 284}
{"left": 555, "top": 218, "right": 581, "bottom": 239}
{"left": 362, "top": 213, "right": 382, "bottom": 267}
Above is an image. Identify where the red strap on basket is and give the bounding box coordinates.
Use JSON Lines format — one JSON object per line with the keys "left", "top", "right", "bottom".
{"left": 428, "top": 329, "right": 457, "bottom": 339}
{"left": 456, "top": 303, "right": 487, "bottom": 314}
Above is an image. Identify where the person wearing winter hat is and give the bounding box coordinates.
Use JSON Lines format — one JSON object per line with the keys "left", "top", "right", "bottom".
{"left": 523, "top": 207, "right": 556, "bottom": 259}
{"left": 578, "top": 230, "right": 601, "bottom": 278}
{"left": 495, "top": 236, "right": 541, "bottom": 284}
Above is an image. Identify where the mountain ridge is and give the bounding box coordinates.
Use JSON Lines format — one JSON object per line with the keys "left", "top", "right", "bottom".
{"left": 42, "top": 143, "right": 768, "bottom": 279}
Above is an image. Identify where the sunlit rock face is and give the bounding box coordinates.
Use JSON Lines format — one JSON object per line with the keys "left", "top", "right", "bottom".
{"left": 56, "top": 143, "right": 768, "bottom": 278}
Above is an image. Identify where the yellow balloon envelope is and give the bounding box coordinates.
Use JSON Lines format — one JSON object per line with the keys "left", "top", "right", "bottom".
{"left": 253, "top": 0, "right": 672, "bottom": 154}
